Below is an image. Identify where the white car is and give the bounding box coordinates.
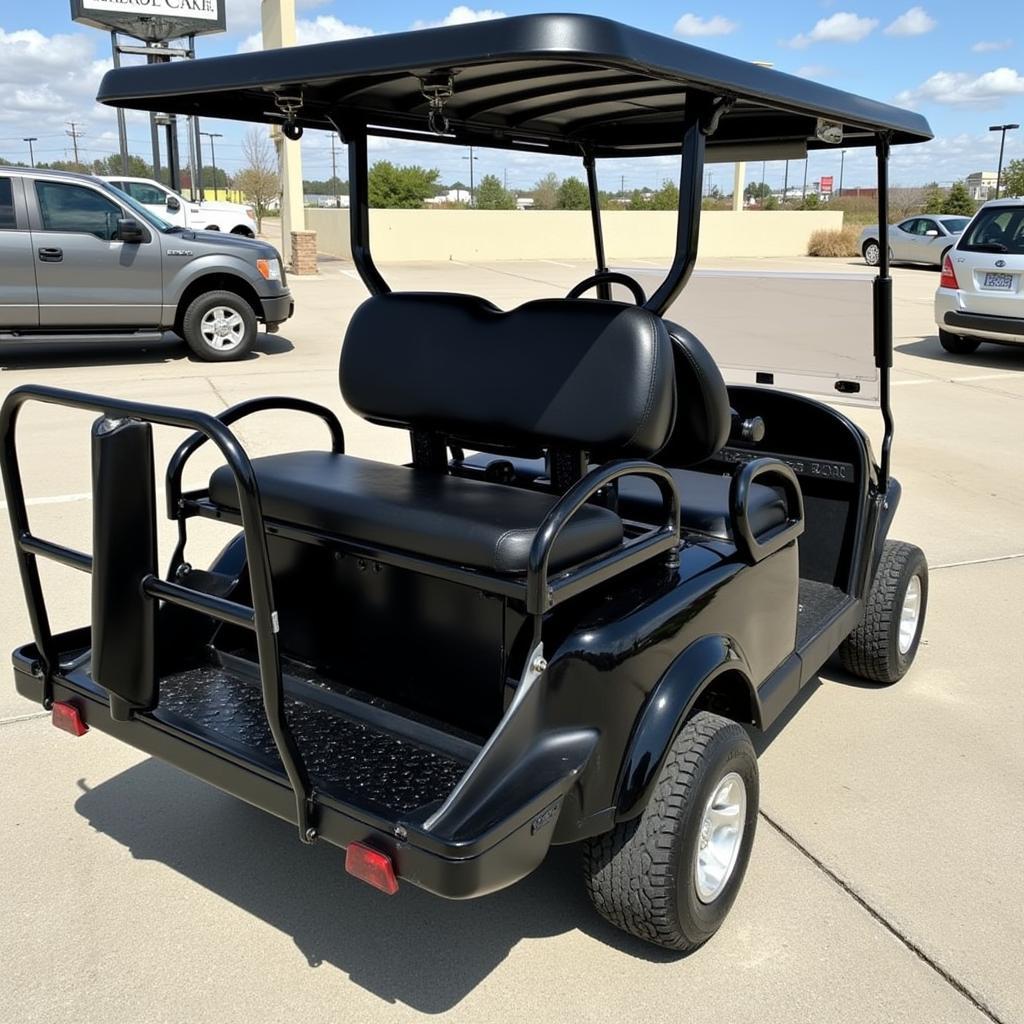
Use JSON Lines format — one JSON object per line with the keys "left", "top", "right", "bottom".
{"left": 102, "top": 176, "right": 257, "bottom": 237}
{"left": 859, "top": 214, "right": 969, "bottom": 268}
{"left": 934, "top": 198, "right": 1024, "bottom": 354}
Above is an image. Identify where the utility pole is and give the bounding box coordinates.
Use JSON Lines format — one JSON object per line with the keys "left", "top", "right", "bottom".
{"left": 783, "top": 160, "right": 789, "bottom": 204}
{"left": 22, "top": 137, "right": 37, "bottom": 168}
{"left": 201, "top": 131, "right": 222, "bottom": 200}
{"left": 990, "top": 123, "right": 1020, "bottom": 199}
{"left": 65, "top": 122, "right": 84, "bottom": 166}
{"left": 838, "top": 149, "right": 846, "bottom": 198}
{"left": 463, "top": 145, "right": 478, "bottom": 206}
{"left": 802, "top": 157, "right": 809, "bottom": 203}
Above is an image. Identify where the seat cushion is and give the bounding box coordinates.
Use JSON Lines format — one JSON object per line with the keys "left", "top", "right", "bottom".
{"left": 208, "top": 452, "right": 623, "bottom": 574}
{"left": 619, "top": 468, "right": 787, "bottom": 541}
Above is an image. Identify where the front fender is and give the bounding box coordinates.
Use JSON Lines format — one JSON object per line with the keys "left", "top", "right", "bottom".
{"left": 165, "top": 254, "right": 269, "bottom": 305}
{"left": 613, "top": 635, "right": 757, "bottom": 822}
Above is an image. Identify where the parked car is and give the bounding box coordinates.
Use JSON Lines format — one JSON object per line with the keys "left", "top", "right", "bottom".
{"left": 859, "top": 214, "right": 969, "bottom": 268}
{"left": 935, "top": 198, "right": 1024, "bottom": 354}
{"left": 0, "top": 166, "right": 291, "bottom": 360}
{"left": 102, "top": 175, "right": 258, "bottom": 237}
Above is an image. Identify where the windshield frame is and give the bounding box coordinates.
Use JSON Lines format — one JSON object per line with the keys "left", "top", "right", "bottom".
{"left": 97, "top": 179, "right": 173, "bottom": 232}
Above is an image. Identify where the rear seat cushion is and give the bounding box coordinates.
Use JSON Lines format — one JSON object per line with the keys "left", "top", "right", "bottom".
{"left": 209, "top": 452, "right": 623, "bottom": 574}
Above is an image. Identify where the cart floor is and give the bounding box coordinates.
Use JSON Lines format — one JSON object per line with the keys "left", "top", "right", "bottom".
{"left": 152, "top": 661, "right": 476, "bottom": 817}
{"left": 797, "top": 579, "right": 849, "bottom": 647}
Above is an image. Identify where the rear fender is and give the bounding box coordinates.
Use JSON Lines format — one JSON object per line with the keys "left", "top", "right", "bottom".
{"left": 613, "top": 635, "right": 758, "bottom": 822}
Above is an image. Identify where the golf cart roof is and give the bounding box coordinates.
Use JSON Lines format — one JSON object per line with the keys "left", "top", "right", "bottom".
{"left": 97, "top": 13, "right": 932, "bottom": 159}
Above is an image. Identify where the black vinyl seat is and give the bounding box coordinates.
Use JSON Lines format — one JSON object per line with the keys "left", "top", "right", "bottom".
{"left": 618, "top": 468, "right": 787, "bottom": 541}
{"left": 209, "top": 452, "right": 623, "bottom": 574}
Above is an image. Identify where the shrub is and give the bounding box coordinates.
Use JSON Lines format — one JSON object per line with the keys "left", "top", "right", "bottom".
{"left": 807, "top": 225, "right": 861, "bottom": 257}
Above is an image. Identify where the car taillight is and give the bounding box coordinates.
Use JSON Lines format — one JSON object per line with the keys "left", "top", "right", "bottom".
{"left": 940, "top": 254, "right": 959, "bottom": 290}
{"left": 52, "top": 701, "right": 88, "bottom": 736}
{"left": 345, "top": 841, "right": 399, "bottom": 895}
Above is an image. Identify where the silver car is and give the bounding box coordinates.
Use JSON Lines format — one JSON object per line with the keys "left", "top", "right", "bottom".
{"left": 934, "top": 198, "right": 1024, "bottom": 354}
{"left": 859, "top": 214, "right": 969, "bottom": 268}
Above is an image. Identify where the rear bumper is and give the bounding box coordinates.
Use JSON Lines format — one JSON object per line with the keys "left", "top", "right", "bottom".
{"left": 11, "top": 634, "right": 574, "bottom": 900}
{"left": 936, "top": 291, "right": 1024, "bottom": 344}
{"left": 259, "top": 291, "right": 294, "bottom": 325}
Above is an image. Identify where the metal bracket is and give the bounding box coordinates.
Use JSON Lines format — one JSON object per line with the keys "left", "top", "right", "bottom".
{"left": 419, "top": 72, "right": 455, "bottom": 135}
{"left": 699, "top": 95, "right": 734, "bottom": 137}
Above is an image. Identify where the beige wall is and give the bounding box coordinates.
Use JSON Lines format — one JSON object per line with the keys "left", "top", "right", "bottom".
{"left": 304, "top": 208, "right": 843, "bottom": 263}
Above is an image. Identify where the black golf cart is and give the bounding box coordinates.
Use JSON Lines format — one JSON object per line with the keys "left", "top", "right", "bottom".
{"left": 1, "top": 15, "right": 933, "bottom": 951}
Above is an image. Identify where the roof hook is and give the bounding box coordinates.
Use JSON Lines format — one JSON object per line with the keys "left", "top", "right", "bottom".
{"left": 419, "top": 72, "right": 454, "bottom": 135}
{"left": 274, "top": 91, "right": 305, "bottom": 140}
{"left": 699, "top": 95, "right": 734, "bottom": 137}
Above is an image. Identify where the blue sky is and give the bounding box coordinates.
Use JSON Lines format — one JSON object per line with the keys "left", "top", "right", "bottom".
{"left": 1, "top": 1, "right": 1021, "bottom": 192}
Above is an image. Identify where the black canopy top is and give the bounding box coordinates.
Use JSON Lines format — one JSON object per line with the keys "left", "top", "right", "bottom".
{"left": 97, "top": 13, "right": 931, "bottom": 158}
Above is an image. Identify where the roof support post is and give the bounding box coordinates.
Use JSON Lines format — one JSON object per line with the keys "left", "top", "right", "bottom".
{"left": 582, "top": 150, "right": 611, "bottom": 300}
{"left": 342, "top": 126, "right": 390, "bottom": 296}
{"left": 873, "top": 133, "right": 894, "bottom": 490}
{"left": 644, "top": 94, "right": 720, "bottom": 316}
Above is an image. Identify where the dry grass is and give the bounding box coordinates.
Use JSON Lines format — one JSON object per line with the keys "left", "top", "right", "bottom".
{"left": 807, "top": 225, "right": 861, "bottom": 258}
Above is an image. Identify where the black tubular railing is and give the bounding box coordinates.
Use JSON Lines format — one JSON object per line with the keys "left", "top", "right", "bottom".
{"left": 527, "top": 460, "right": 681, "bottom": 614}
{"left": 0, "top": 384, "right": 318, "bottom": 843}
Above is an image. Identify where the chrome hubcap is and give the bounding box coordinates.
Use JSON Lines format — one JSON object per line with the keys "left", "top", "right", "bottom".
{"left": 200, "top": 306, "right": 245, "bottom": 351}
{"left": 694, "top": 772, "right": 746, "bottom": 904}
{"left": 865, "top": 243, "right": 879, "bottom": 264}
{"left": 899, "top": 575, "right": 922, "bottom": 655}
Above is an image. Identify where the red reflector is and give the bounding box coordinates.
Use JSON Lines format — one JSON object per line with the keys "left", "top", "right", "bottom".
{"left": 52, "top": 701, "right": 88, "bottom": 737}
{"left": 940, "top": 254, "right": 959, "bottom": 290}
{"left": 345, "top": 841, "right": 399, "bottom": 895}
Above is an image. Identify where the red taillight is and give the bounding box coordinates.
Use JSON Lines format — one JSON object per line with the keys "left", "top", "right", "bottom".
{"left": 940, "top": 254, "right": 959, "bottom": 290}
{"left": 52, "top": 701, "right": 88, "bottom": 737}
{"left": 345, "top": 841, "right": 399, "bottom": 895}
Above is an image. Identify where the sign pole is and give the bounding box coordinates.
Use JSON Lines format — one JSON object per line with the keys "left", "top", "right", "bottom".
{"left": 110, "top": 30, "right": 130, "bottom": 175}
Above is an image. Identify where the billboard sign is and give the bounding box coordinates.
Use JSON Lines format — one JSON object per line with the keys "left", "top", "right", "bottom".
{"left": 819, "top": 175, "right": 834, "bottom": 195}
{"left": 70, "top": 0, "right": 226, "bottom": 41}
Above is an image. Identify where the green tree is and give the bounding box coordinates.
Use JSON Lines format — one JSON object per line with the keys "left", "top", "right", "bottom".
{"left": 474, "top": 173, "right": 517, "bottom": 209}
{"left": 628, "top": 188, "right": 651, "bottom": 210}
{"left": 303, "top": 176, "right": 348, "bottom": 195}
{"left": 801, "top": 193, "right": 821, "bottom": 210}
{"left": 942, "top": 180, "right": 975, "bottom": 216}
{"left": 1001, "top": 159, "right": 1024, "bottom": 198}
{"left": 649, "top": 179, "right": 679, "bottom": 210}
{"left": 367, "top": 161, "right": 439, "bottom": 208}
{"left": 557, "top": 176, "right": 590, "bottom": 210}
{"left": 92, "top": 153, "right": 153, "bottom": 178}
{"left": 922, "top": 186, "right": 944, "bottom": 214}
{"left": 532, "top": 171, "right": 559, "bottom": 210}
{"left": 744, "top": 181, "right": 771, "bottom": 202}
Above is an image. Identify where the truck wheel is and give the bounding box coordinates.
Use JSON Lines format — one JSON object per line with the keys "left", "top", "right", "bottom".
{"left": 939, "top": 329, "right": 980, "bottom": 355}
{"left": 181, "top": 291, "right": 257, "bottom": 361}
{"left": 583, "top": 711, "right": 758, "bottom": 952}
{"left": 839, "top": 540, "right": 928, "bottom": 684}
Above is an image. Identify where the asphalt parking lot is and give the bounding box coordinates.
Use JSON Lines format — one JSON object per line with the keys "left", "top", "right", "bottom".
{"left": 2, "top": 252, "right": 1022, "bottom": 1024}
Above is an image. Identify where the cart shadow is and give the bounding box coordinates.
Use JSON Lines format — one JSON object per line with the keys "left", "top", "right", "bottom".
{"left": 73, "top": 759, "right": 678, "bottom": 1012}
{"left": 0, "top": 332, "right": 294, "bottom": 371}
{"left": 896, "top": 336, "right": 1024, "bottom": 371}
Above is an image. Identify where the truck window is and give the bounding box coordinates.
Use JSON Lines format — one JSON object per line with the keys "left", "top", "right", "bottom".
{"left": 125, "top": 181, "right": 170, "bottom": 205}
{"left": 0, "top": 178, "right": 15, "bottom": 229}
{"left": 35, "top": 180, "right": 122, "bottom": 241}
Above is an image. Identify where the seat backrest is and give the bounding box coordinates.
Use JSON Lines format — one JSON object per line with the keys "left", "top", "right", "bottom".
{"left": 657, "top": 321, "right": 731, "bottom": 467}
{"left": 340, "top": 293, "right": 677, "bottom": 461}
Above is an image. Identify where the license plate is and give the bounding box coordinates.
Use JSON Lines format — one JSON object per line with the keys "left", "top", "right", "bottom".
{"left": 983, "top": 272, "right": 1013, "bottom": 289}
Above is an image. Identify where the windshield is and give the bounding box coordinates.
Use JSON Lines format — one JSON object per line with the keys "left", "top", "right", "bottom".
{"left": 959, "top": 207, "right": 1024, "bottom": 254}
{"left": 99, "top": 181, "right": 173, "bottom": 232}
{"left": 942, "top": 217, "right": 969, "bottom": 233}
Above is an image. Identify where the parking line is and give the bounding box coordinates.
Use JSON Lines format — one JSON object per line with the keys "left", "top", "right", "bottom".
{"left": 932, "top": 552, "right": 1024, "bottom": 570}
{"left": 340, "top": 269, "right": 361, "bottom": 280}
{"left": 0, "top": 492, "right": 92, "bottom": 511}
{"left": 540, "top": 259, "right": 576, "bottom": 269}
{"left": 949, "top": 372, "right": 1023, "bottom": 383}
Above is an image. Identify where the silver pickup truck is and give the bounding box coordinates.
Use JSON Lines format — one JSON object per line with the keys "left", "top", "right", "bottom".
{"left": 0, "top": 166, "right": 292, "bottom": 361}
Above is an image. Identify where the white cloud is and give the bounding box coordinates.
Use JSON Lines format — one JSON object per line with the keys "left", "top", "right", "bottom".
{"left": 239, "top": 15, "right": 374, "bottom": 52}
{"left": 673, "top": 14, "right": 738, "bottom": 38}
{"left": 972, "top": 40, "right": 1012, "bottom": 53}
{"left": 895, "top": 67, "right": 1024, "bottom": 107}
{"left": 884, "top": 7, "right": 936, "bottom": 37}
{"left": 411, "top": 7, "right": 506, "bottom": 30}
{"left": 795, "top": 64, "right": 835, "bottom": 80}
{"left": 787, "top": 12, "right": 878, "bottom": 49}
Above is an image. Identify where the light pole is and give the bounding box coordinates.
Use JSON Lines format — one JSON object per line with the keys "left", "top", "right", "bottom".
{"left": 200, "top": 131, "right": 223, "bottom": 200}
{"left": 838, "top": 149, "right": 846, "bottom": 198}
{"left": 22, "top": 137, "right": 37, "bottom": 168}
{"left": 463, "top": 146, "right": 478, "bottom": 206}
{"left": 989, "top": 124, "right": 1019, "bottom": 199}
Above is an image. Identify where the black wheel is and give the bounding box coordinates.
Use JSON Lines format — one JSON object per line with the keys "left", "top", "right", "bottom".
{"left": 839, "top": 540, "right": 928, "bottom": 684}
{"left": 181, "top": 290, "right": 258, "bottom": 362}
{"left": 230, "top": 226, "right": 255, "bottom": 237}
{"left": 583, "top": 711, "right": 759, "bottom": 952}
{"left": 862, "top": 240, "right": 880, "bottom": 266}
{"left": 938, "top": 329, "right": 980, "bottom": 354}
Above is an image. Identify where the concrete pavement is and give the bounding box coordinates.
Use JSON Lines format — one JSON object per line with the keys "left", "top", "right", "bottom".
{"left": 1, "top": 254, "right": 1022, "bottom": 1023}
